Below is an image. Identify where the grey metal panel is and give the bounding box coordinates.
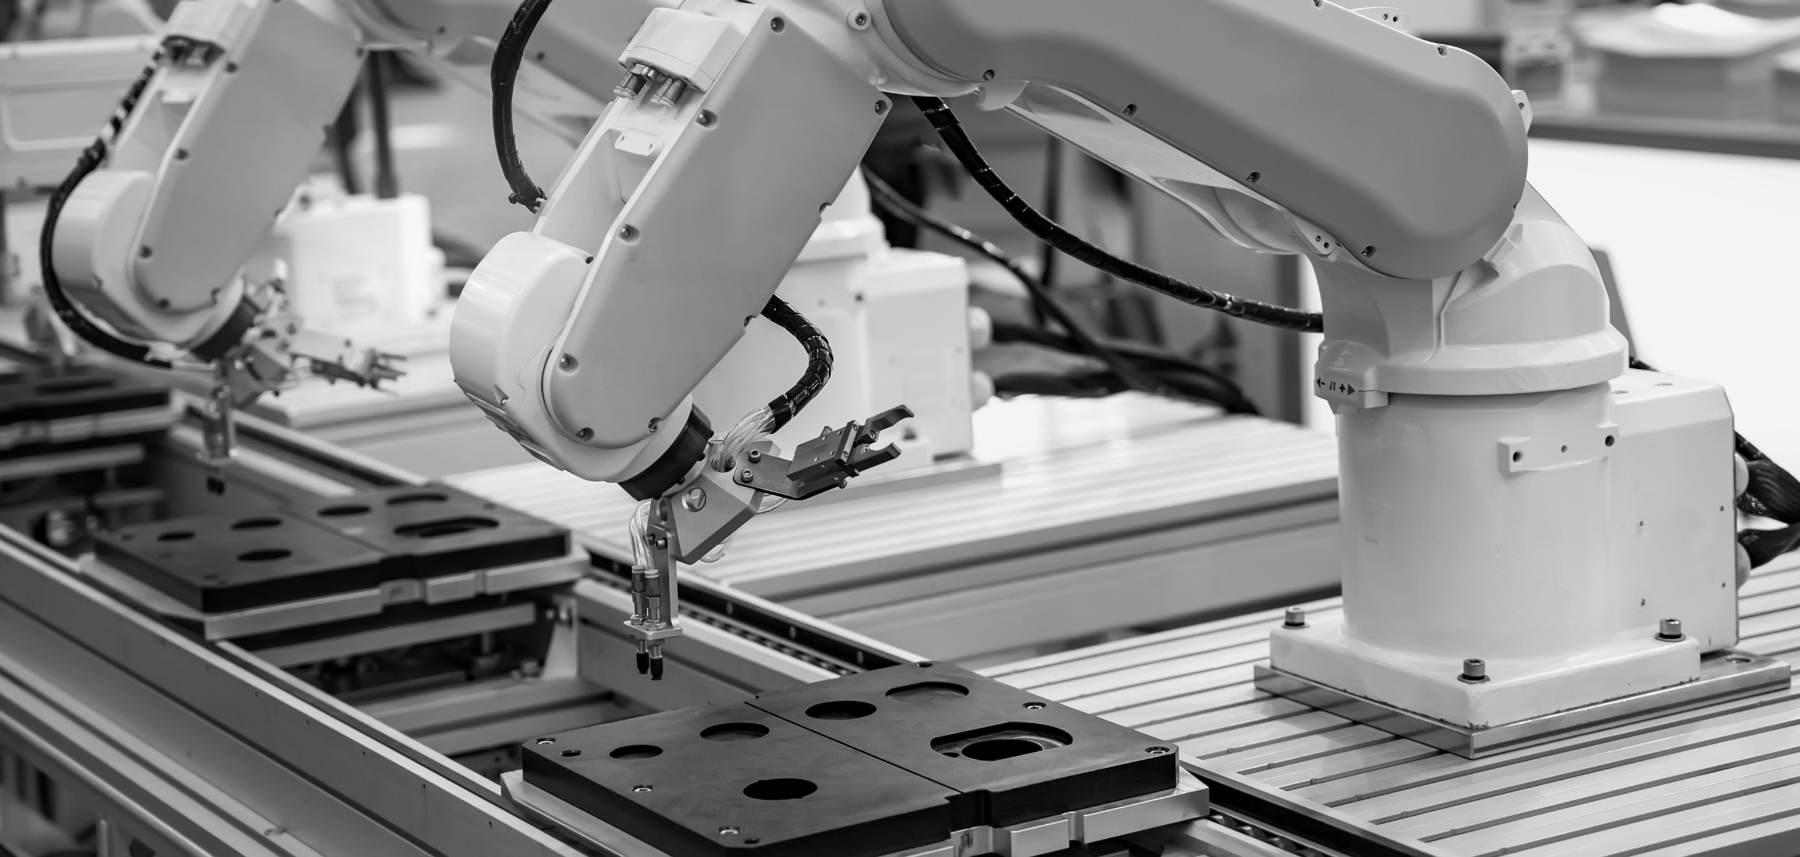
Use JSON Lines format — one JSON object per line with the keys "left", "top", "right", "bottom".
{"left": 449, "top": 395, "right": 1339, "bottom": 606}
{"left": 983, "top": 552, "right": 1800, "bottom": 855}
{"left": 0, "top": 533, "right": 585, "bottom": 857}
{"left": 794, "top": 500, "right": 1336, "bottom": 619}
{"left": 0, "top": 573, "right": 425, "bottom": 856}
{"left": 824, "top": 516, "right": 1339, "bottom": 660}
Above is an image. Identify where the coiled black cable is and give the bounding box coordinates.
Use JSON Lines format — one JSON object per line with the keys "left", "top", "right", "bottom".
{"left": 988, "top": 320, "right": 1258, "bottom": 415}
{"left": 865, "top": 169, "right": 1257, "bottom": 414}
{"left": 40, "top": 50, "right": 174, "bottom": 369}
{"left": 911, "top": 97, "right": 1323, "bottom": 334}
{"left": 759, "top": 294, "right": 831, "bottom": 432}
{"left": 492, "top": 0, "right": 552, "bottom": 212}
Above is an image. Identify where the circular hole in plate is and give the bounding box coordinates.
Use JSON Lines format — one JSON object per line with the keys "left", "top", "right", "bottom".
{"left": 609, "top": 745, "right": 661, "bottom": 759}
{"left": 700, "top": 723, "right": 770, "bottom": 742}
{"left": 743, "top": 778, "right": 817, "bottom": 801}
{"left": 318, "top": 504, "right": 371, "bottom": 518}
{"left": 805, "top": 700, "right": 876, "bottom": 721}
{"left": 386, "top": 492, "right": 448, "bottom": 507}
{"left": 157, "top": 531, "right": 195, "bottom": 542}
{"left": 885, "top": 682, "right": 969, "bottom": 702}
{"left": 961, "top": 739, "right": 1045, "bottom": 761}
{"left": 238, "top": 549, "right": 291, "bottom": 562}
{"left": 231, "top": 517, "right": 281, "bottom": 530}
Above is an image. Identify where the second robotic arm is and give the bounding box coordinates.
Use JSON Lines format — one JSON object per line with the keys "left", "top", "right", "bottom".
{"left": 48, "top": 0, "right": 384, "bottom": 390}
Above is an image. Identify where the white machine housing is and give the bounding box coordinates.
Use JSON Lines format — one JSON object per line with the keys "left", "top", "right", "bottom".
{"left": 252, "top": 185, "right": 447, "bottom": 344}
{"left": 692, "top": 173, "right": 977, "bottom": 466}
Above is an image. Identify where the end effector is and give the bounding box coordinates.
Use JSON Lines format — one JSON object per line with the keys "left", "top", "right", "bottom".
{"left": 624, "top": 406, "right": 914, "bottom": 680}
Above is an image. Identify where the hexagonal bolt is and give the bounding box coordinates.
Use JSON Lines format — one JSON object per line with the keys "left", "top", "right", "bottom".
{"left": 1658, "top": 617, "right": 1685, "bottom": 642}
{"left": 1459, "top": 658, "right": 1489, "bottom": 684}
{"left": 1283, "top": 606, "right": 1307, "bottom": 628}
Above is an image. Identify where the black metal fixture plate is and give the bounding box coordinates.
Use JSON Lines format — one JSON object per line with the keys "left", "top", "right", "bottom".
{"left": 284, "top": 484, "right": 569, "bottom": 577}
{"left": 524, "top": 702, "right": 957, "bottom": 857}
{"left": 0, "top": 365, "right": 168, "bottom": 427}
{"left": 520, "top": 663, "right": 1177, "bottom": 857}
{"left": 95, "top": 483, "right": 570, "bottom": 612}
{"left": 95, "top": 511, "right": 389, "bottom": 612}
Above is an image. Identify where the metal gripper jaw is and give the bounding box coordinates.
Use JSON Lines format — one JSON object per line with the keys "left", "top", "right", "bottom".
{"left": 622, "top": 406, "right": 912, "bottom": 681}
{"left": 734, "top": 405, "right": 915, "bottom": 500}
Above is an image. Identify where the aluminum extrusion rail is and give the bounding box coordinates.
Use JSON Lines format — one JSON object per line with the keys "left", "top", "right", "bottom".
{"left": 983, "top": 552, "right": 1800, "bottom": 856}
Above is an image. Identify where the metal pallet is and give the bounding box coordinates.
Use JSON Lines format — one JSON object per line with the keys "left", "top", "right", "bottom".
{"left": 984, "top": 553, "right": 1800, "bottom": 856}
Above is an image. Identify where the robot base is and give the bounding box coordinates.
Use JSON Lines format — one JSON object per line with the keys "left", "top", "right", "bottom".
{"left": 1254, "top": 648, "right": 1790, "bottom": 758}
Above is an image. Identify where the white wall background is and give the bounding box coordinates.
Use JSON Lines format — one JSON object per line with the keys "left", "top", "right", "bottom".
{"left": 1302, "top": 138, "right": 1800, "bottom": 468}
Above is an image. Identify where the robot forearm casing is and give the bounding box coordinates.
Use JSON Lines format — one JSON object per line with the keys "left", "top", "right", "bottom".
{"left": 451, "top": 3, "right": 888, "bottom": 487}
{"left": 52, "top": 0, "right": 364, "bottom": 352}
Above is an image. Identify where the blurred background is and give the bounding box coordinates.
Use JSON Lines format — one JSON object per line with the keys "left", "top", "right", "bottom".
{"left": 12, "top": 0, "right": 1800, "bottom": 462}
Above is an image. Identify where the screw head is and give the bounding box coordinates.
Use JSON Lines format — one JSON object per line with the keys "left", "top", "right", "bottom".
{"left": 847, "top": 8, "right": 871, "bottom": 29}
{"left": 747, "top": 449, "right": 763, "bottom": 463}
{"left": 576, "top": 427, "right": 593, "bottom": 441}
{"left": 740, "top": 469, "right": 754, "bottom": 483}
{"left": 719, "top": 826, "right": 740, "bottom": 836}
{"left": 1283, "top": 606, "right": 1307, "bottom": 628}
{"left": 1022, "top": 701, "right": 1045, "bottom": 710}
{"left": 618, "top": 224, "right": 639, "bottom": 241}
{"left": 558, "top": 354, "right": 576, "bottom": 370}
{"left": 1460, "top": 658, "right": 1488, "bottom": 683}
{"left": 683, "top": 487, "right": 707, "bottom": 512}
{"left": 1659, "top": 617, "right": 1685, "bottom": 641}
{"left": 632, "top": 784, "right": 653, "bottom": 793}
{"left": 874, "top": 100, "right": 888, "bottom": 114}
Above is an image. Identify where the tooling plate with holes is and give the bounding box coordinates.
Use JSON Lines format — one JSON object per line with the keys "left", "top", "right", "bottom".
{"left": 0, "top": 363, "right": 170, "bottom": 455}
{"left": 95, "top": 512, "right": 389, "bottom": 612}
{"left": 520, "top": 663, "right": 1180, "bottom": 857}
{"left": 283, "top": 484, "right": 569, "bottom": 577}
{"left": 522, "top": 701, "right": 959, "bottom": 857}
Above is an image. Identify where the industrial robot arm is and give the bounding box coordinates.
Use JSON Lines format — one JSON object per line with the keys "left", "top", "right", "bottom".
{"left": 42, "top": 0, "right": 675, "bottom": 480}
{"left": 451, "top": 0, "right": 1694, "bottom": 707}
{"left": 454, "top": 0, "right": 1562, "bottom": 490}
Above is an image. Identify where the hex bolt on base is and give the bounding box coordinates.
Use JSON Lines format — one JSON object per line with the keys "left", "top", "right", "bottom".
{"left": 1459, "top": 658, "right": 1490, "bottom": 684}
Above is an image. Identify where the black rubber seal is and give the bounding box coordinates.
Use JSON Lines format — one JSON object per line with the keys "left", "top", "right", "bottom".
{"left": 620, "top": 406, "right": 712, "bottom": 501}
{"left": 187, "top": 296, "right": 259, "bottom": 363}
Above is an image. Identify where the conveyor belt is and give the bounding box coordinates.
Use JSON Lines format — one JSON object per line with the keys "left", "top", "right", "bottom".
{"left": 985, "top": 553, "right": 1800, "bottom": 856}
{"left": 452, "top": 395, "right": 1341, "bottom": 659}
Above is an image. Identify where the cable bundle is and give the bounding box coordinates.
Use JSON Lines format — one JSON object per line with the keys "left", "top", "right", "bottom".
{"left": 40, "top": 51, "right": 173, "bottom": 368}
{"left": 911, "top": 97, "right": 1323, "bottom": 335}
{"left": 863, "top": 170, "right": 1257, "bottom": 415}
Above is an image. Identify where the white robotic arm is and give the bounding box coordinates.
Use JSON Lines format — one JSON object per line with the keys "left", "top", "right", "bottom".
{"left": 41, "top": 0, "right": 670, "bottom": 397}
{"left": 458, "top": 0, "right": 1757, "bottom": 736}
